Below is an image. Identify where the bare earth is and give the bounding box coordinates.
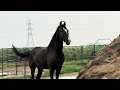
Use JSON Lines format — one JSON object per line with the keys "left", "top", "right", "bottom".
{"left": 77, "top": 35, "right": 120, "bottom": 79}
{"left": 0, "top": 72, "right": 78, "bottom": 79}
{"left": 41, "top": 72, "right": 78, "bottom": 79}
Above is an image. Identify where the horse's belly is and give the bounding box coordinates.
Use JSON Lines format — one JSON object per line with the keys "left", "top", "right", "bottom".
{"left": 37, "top": 62, "right": 48, "bottom": 69}
{"left": 34, "top": 57, "right": 48, "bottom": 69}
{"left": 32, "top": 49, "right": 49, "bottom": 69}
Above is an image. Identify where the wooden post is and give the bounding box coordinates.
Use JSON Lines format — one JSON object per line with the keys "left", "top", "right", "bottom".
{"left": 93, "top": 44, "right": 96, "bottom": 59}
{"left": 80, "top": 46, "right": 84, "bottom": 63}
{"left": 16, "top": 56, "right": 18, "bottom": 75}
{"left": 2, "top": 48, "right": 3, "bottom": 79}
{"left": 24, "top": 48, "right": 26, "bottom": 79}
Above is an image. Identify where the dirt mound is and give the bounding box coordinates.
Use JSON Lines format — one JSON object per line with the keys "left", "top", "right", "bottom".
{"left": 76, "top": 35, "right": 120, "bottom": 79}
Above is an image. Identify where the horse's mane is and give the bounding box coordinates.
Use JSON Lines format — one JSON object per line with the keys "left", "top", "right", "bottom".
{"left": 47, "top": 25, "right": 61, "bottom": 48}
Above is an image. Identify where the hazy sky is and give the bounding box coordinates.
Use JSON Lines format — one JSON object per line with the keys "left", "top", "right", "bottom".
{"left": 0, "top": 11, "right": 120, "bottom": 48}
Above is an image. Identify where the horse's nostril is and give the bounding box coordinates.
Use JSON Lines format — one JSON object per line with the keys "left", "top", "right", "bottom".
{"left": 69, "top": 39, "right": 71, "bottom": 43}
{"left": 65, "top": 39, "right": 71, "bottom": 45}
{"left": 68, "top": 39, "right": 71, "bottom": 43}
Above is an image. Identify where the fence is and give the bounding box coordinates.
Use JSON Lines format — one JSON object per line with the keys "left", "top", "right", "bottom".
{"left": 64, "top": 44, "right": 107, "bottom": 61}
{"left": 0, "top": 47, "right": 33, "bottom": 79}
{"left": 0, "top": 45, "right": 107, "bottom": 79}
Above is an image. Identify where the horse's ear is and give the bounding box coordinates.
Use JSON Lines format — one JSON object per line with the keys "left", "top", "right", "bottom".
{"left": 60, "top": 21, "right": 62, "bottom": 26}
{"left": 60, "top": 21, "right": 66, "bottom": 26}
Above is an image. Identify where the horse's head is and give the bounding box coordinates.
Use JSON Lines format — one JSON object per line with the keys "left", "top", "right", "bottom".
{"left": 58, "top": 21, "right": 71, "bottom": 45}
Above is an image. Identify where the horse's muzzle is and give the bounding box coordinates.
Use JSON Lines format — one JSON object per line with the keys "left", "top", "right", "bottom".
{"left": 66, "top": 39, "right": 71, "bottom": 45}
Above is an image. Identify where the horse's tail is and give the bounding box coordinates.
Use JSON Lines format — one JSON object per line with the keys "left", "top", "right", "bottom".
{"left": 12, "top": 44, "right": 29, "bottom": 58}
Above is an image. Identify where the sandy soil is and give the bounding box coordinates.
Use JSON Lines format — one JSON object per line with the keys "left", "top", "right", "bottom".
{"left": 41, "top": 72, "right": 78, "bottom": 79}
{"left": 77, "top": 35, "right": 120, "bottom": 79}
{"left": 0, "top": 72, "right": 78, "bottom": 79}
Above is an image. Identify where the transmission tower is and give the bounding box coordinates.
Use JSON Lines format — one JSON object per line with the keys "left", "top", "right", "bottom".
{"left": 26, "top": 19, "right": 34, "bottom": 47}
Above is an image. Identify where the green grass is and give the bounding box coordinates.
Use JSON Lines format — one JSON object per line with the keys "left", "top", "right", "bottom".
{"left": 4, "top": 60, "right": 89, "bottom": 79}
{"left": 61, "top": 60, "right": 88, "bottom": 74}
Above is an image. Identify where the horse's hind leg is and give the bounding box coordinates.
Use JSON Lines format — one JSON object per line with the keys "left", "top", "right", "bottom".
{"left": 36, "top": 68, "right": 43, "bottom": 79}
{"left": 30, "top": 64, "right": 36, "bottom": 79}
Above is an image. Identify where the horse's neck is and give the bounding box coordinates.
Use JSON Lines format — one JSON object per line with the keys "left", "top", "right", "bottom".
{"left": 48, "top": 38, "right": 63, "bottom": 52}
{"left": 47, "top": 31, "right": 63, "bottom": 53}
{"left": 54, "top": 40, "right": 63, "bottom": 52}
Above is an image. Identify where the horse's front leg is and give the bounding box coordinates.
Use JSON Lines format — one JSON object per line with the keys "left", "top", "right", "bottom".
{"left": 56, "top": 65, "right": 62, "bottom": 79}
{"left": 50, "top": 67, "right": 55, "bottom": 79}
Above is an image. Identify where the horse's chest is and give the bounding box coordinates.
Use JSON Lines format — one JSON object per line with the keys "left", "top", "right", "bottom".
{"left": 47, "top": 52, "right": 58, "bottom": 61}
{"left": 47, "top": 52, "right": 64, "bottom": 66}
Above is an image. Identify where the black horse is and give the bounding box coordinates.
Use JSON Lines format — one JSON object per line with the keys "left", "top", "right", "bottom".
{"left": 12, "top": 21, "right": 71, "bottom": 79}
